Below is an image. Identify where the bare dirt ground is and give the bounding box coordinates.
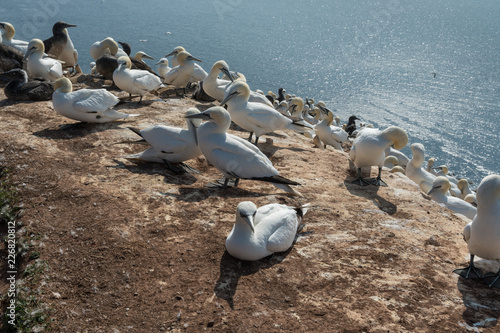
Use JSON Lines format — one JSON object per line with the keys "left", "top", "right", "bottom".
{"left": 1, "top": 75, "right": 499, "bottom": 332}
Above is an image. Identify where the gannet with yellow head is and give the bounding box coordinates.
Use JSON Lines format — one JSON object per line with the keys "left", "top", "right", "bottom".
{"left": 24, "top": 39, "right": 63, "bottom": 81}
{"left": 0, "top": 22, "right": 28, "bottom": 54}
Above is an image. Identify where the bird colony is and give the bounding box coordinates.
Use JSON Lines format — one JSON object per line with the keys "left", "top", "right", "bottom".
{"left": 1, "top": 21, "right": 499, "bottom": 287}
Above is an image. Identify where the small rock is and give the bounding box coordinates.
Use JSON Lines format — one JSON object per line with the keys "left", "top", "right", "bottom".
{"left": 207, "top": 321, "right": 214, "bottom": 328}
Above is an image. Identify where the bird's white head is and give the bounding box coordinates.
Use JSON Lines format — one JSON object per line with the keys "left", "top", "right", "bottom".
{"left": 428, "top": 176, "right": 451, "bottom": 195}
{"left": 155, "top": 58, "right": 169, "bottom": 66}
{"left": 134, "top": 51, "right": 154, "bottom": 60}
{"left": 0, "top": 22, "right": 15, "bottom": 40}
{"left": 165, "top": 46, "right": 186, "bottom": 58}
{"left": 185, "top": 106, "right": 232, "bottom": 132}
{"left": 116, "top": 56, "right": 132, "bottom": 70}
{"left": 236, "top": 201, "right": 258, "bottom": 233}
{"left": 24, "top": 39, "right": 45, "bottom": 59}
{"left": 476, "top": 174, "right": 500, "bottom": 205}
{"left": 53, "top": 77, "right": 73, "bottom": 93}
{"left": 102, "top": 37, "right": 119, "bottom": 56}
{"left": 220, "top": 81, "right": 250, "bottom": 105}
{"left": 176, "top": 51, "right": 202, "bottom": 66}
{"left": 382, "top": 126, "right": 408, "bottom": 150}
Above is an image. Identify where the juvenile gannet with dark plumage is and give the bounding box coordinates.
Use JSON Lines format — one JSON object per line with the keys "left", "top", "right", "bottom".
{"left": 0, "top": 22, "right": 28, "bottom": 54}
{"left": 221, "top": 81, "right": 314, "bottom": 145}
{"left": 52, "top": 77, "right": 139, "bottom": 123}
{"left": 427, "top": 176, "right": 477, "bottom": 220}
{"left": 225, "top": 201, "right": 309, "bottom": 261}
{"left": 405, "top": 143, "right": 436, "bottom": 193}
{"left": 43, "top": 21, "right": 78, "bottom": 72}
{"left": 123, "top": 108, "right": 202, "bottom": 173}
{"left": 0, "top": 41, "right": 24, "bottom": 72}
{"left": 0, "top": 68, "right": 53, "bottom": 101}
{"left": 453, "top": 174, "right": 500, "bottom": 287}
{"left": 345, "top": 115, "right": 360, "bottom": 136}
{"left": 113, "top": 56, "right": 162, "bottom": 104}
{"left": 24, "top": 39, "right": 63, "bottom": 81}
{"left": 185, "top": 107, "right": 302, "bottom": 195}
{"left": 349, "top": 126, "right": 408, "bottom": 186}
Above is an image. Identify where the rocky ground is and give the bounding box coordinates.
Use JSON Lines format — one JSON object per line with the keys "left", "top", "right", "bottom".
{"left": 1, "top": 75, "right": 499, "bottom": 332}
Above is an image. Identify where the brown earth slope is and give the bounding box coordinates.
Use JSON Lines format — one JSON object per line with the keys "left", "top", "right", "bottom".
{"left": 1, "top": 76, "right": 499, "bottom": 332}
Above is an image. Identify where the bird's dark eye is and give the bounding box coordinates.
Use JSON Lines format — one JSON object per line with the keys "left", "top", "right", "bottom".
{"left": 240, "top": 212, "right": 246, "bottom": 218}
{"left": 253, "top": 211, "right": 256, "bottom": 217}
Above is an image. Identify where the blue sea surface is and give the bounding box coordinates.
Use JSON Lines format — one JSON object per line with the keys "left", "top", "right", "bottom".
{"left": 2, "top": 0, "right": 498, "bottom": 186}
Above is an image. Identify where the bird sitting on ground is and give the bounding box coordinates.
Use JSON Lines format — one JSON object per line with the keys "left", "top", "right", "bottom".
{"left": 0, "top": 68, "right": 54, "bottom": 101}
{"left": 427, "top": 176, "right": 477, "bottom": 220}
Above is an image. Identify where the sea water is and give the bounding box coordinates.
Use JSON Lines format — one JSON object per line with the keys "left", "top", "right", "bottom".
{"left": 2, "top": 0, "right": 498, "bottom": 186}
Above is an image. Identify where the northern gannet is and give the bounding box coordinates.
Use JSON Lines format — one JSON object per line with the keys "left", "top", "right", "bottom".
{"left": 52, "top": 77, "right": 139, "bottom": 123}
{"left": 43, "top": 21, "right": 78, "bottom": 72}
{"left": 453, "top": 174, "right": 500, "bottom": 287}
{"left": 185, "top": 107, "right": 302, "bottom": 195}
{"left": 90, "top": 37, "right": 127, "bottom": 60}
{"left": 155, "top": 58, "right": 171, "bottom": 79}
{"left": 123, "top": 108, "right": 202, "bottom": 173}
{"left": 314, "top": 109, "right": 349, "bottom": 151}
{"left": 405, "top": 143, "right": 436, "bottom": 193}
{"left": 384, "top": 146, "right": 410, "bottom": 167}
{"left": 113, "top": 56, "right": 162, "bottom": 104}
{"left": 0, "top": 22, "right": 28, "bottom": 54}
{"left": 464, "top": 193, "right": 477, "bottom": 207}
{"left": 349, "top": 126, "right": 408, "bottom": 186}
{"left": 345, "top": 115, "right": 360, "bottom": 136}
{"left": 220, "top": 81, "right": 313, "bottom": 145}
{"left": 427, "top": 176, "right": 477, "bottom": 220}
{"left": 163, "top": 51, "right": 202, "bottom": 94}
{"left": 0, "top": 68, "right": 53, "bottom": 101}
{"left": 457, "top": 179, "right": 473, "bottom": 200}
{"left": 383, "top": 156, "right": 399, "bottom": 169}
{"left": 433, "top": 165, "right": 460, "bottom": 197}
{"left": 165, "top": 46, "right": 207, "bottom": 83}
{"left": 0, "top": 42, "right": 23, "bottom": 72}
{"left": 201, "top": 60, "right": 233, "bottom": 101}
{"left": 117, "top": 41, "right": 159, "bottom": 77}
{"left": 24, "top": 39, "right": 63, "bottom": 81}
{"left": 426, "top": 157, "right": 437, "bottom": 175}
{"left": 225, "top": 201, "right": 309, "bottom": 261}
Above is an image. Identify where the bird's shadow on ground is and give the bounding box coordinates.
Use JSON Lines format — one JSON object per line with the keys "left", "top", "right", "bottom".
{"left": 343, "top": 174, "right": 398, "bottom": 215}
{"left": 162, "top": 185, "right": 269, "bottom": 202}
{"left": 214, "top": 248, "right": 293, "bottom": 309}
{"left": 109, "top": 159, "right": 198, "bottom": 185}
{"left": 456, "top": 265, "right": 500, "bottom": 329}
{"left": 33, "top": 121, "right": 131, "bottom": 140}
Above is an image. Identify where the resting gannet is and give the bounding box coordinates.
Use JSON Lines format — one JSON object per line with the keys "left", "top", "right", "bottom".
{"left": 0, "top": 22, "right": 28, "bottom": 54}
{"left": 221, "top": 81, "right": 313, "bottom": 145}
{"left": 349, "top": 126, "right": 408, "bottom": 186}
{"left": 464, "top": 193, "right": 477, "bottom": 207}
{"left": 288, "top": 97, "right": 304, "bottom": 119}
{"left": 345, "top": 115, "right": 360, "bottom": 136}
{"left": 383, "top": 156, "right": 399, "bottom": 169}
{"left": 405, "top": 143, "right": 436, "bottom": 193}
{"left": 155, "top": 58, "right": 171, "bottom": 79}
{"left": 453, "top": 174, "right": 500, "bottom": 287}
{"left": 384, "top": 146, "right": 410, "bottom": 167}
{"left": 427, "top": 176, "right": 477, "bottom": 220}
{"left": 201, "top": 60, "right": 233, "bottom": 101}
{"left": 52, "top": 77, "right": 139, "bottom": 123}
{"left": 426, "top": 157, "right": 437, "bottom": 175}
{"left": 433, "top": 165, "right": 460, "bottom": 197}
{"left": 225, "top": 201, "right": 310, "bottom": 261}
{"left": 163, "top": 51, "right": 202, "bottom": 94}
{"left": 457, "top": 179, "right": 473, "bottom": 200}
{"left": 43, "top": 21, "right": 78, "bottom": 72}
{"left": 113, "top": 56, "right": 162, "bottom": 104}
{"left": 0, "top": 69, "right": 53, "bottom": 101}
{"left": 165, "top": 46, "right": 207, "bottom": 83}
{"left": 185, "top": 107, "right": 302, "bottom": 195}
{"left": 314, "top": 108, "right": 349, "bottom": 151}
{"left": 117, "top": 42, "right": 159, "bottom": 77}
{"left": 123, "top": 108, "right": 202, "bottom": 173}
{"left": 24, "top": 39, "right": 63, "bottom": 81}
{"left": 90, "top": 37, "right": 127, "bottom": 60}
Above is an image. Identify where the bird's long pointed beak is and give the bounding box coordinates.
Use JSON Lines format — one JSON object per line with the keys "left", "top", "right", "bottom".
{"left": 220, "top": 91, "right": 238, "bottom": 106}
{"left": 155, "top": 61, "right": 161, "bottom": 65}
{"left": 187, "top": 55, "right": 202, "bottom": 62}
{"left": 23, "top": 47, "right": 36, "bottom": 61}
{"left": 66, "top": 24, "right": 77, "bottom": 28}
{"left": 427, "top": 185, "right": 440, "bottom": 195}
{"left": 143, "top": 53, "right": 155, "bottom": 60}
{"left": 220, "top": 67, "right": 234, "bottom": 82}
{"left": 165, "top": 51, "right": 176, "bottom": 57}
{"left": 185, "top": 112, "right": 211, "bottom": 120}
{"left": 245, "top": 215, "right": 255, "bottom": 233}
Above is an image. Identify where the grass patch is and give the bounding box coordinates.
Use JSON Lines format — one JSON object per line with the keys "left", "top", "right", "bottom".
{"left": 1, "top": 167, "right": 52, "bottom": 332}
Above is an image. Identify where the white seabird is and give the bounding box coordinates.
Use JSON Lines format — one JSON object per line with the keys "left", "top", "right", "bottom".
{"left": 405, "top": 143, "right": 436, "bottom": 193}
{"left": 432, "top": 165, "right": 460, "bottom": 197}
{"left": 457, "top": 179, "right": 473, "bottom": 200}
{"left": 464, "top": 193, "right": 477, "bottom": 207}
{"left": 384, "top": 146, "right": 410, "bottom": 167}
{"left": 220, "top": 81, "right": 313, "bottom": 145}
{"left": 155, "top": 58, "right": 171, "bottom": 79}
{"left": 453, "top": 174, "right": 500, "bottom": 287}
{"left": 202, "top": 60, "right": 233, "bottom": 101}
{"left": 0, "top": 22, "right": 28, "bottom": 54}
{"left": 225, "top": 201, "right": 310, "bottom": 261}
{"left": 52, "top": 77, "right": 139, "bottom": 123}
{"left": 113, "top": 56, "right": 162, "bottom": 104}
{"left": 163, "top": 50, "right": 202, "bottom": 94}
{"left": 349, "top": 126, "right": 408, "bottom": 186}
{"left": 90, "top": 37, "right": 127, "bottom": 61}
{"left": 426, "top": 157, "right": 438, "bottom": 175}
{"left": 383, "top": 156, "right": 399, "bottom": 169}
{"left": 123, "top": 108, "right": 202, "bottom": 173}
{"left": 165, "top": 46, "right": 207, "bottom": 83}
{"left": 427, "top": 176, "right": 477, "bottom": 220}
{"left": 24, "top": 39, "right": 63, "bottom": 81}
{"left": 314, "top": 108, "right": 349, "bottom": 151}
{"left": 185, "top": 106, "right": 302, "bottom": 195}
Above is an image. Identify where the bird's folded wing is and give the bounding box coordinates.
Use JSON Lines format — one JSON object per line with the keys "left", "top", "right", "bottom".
{"left": 265, "top": 212, "right": 297, "bottom": 253}
{"left": 73, "top": 89, "right": 119, "bottom": 113}
{"left": 212, "top": 145, "right": 277, "bottom": 179}
{"left": 163, "top": 68, "right": 179, "bottom": 84}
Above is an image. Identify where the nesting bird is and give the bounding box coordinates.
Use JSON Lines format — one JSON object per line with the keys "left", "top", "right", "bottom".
{"left": 52, "top": 77, "right": 139, "bottom": 123}
{"left": 185, "top": 107, "right": 302, "bottom": 195}
{"left": 221, "top": 81, "right": 313, "bottom": 145}
{"left": 24, "top": 39, "right": 63, "bottom": 81}
{"left": 349, "top": 126, "right": 408, "bottom": 186}
{"left": 113, "top": 56, "right": 162, "bottom": 104}
{"left": 163, "top": 51, "right": 202, "bottom": 94}
{"left": 0, "top": 69, "right": 53, "bottom": 101}
{"left": 0, "top": 22, "right": 29, "bottom": 54}
{"left": 427, "top": 176, "right": 477, "bottom": 220}
{"left": 405, "top": 143, "right": 437, "bottom": 193}
{"left": 454, "top": 174, "right": 500, "bottom": 287}
{"left": 225, "top": 201, "right": 310, "bottom": 261}
{"left": 165, "top": 46, "right": 207, "bottom": 83}
{"left": 123, "top": 108, "right": 202, "bottom": 173}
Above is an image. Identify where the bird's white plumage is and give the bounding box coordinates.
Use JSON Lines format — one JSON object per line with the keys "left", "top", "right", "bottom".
{"left": 25, "top": 39, "right": 63, "bottom": 81}
{"left": 52, "top": 78, "right": 139, "bottom": 123}
{"left": 350, "top": 126, "right": 408, "bottom": 169}
{"left": 428, "top": 176, "right": 477, "bottom": 220}
{"left": 156, "top": 58, "right": 171, "bottom": 79}
{"left": 405, "top": 143, "right": 436, "bottom": 193}
{"left": 201, "top": 60, "right": 232, "bottom": 101}
{"left": 315, "top": 111, "right": 349, "bottom": 151}
{"left": 124, "top": 108, "right": 202, "bottom": 163}
{"left": 384, "top": 146, "right": 410, "bottom": 167}
{"left": 0, "top": 22, "right": 28, "bottom": 54}
{"left": 113, "top": 56, "right": 162, "bottom": 97}
{"left": 225, "top": 201, "right": 308, "bottom": 261}
{"left": 463, "top": 175, "right": 500, "bottom": 261}
{"left": 163, "top": 51, "right": 197, "bottom": 88}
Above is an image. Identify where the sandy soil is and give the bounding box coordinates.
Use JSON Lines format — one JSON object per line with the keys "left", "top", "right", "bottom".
{"left": 1, "top": 75, "right": 499, "bottom": 332}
